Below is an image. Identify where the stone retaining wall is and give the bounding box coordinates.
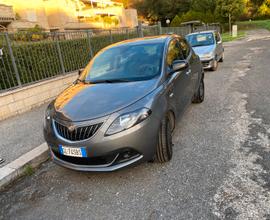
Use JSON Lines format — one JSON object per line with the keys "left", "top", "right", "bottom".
{"left": 0, "top": 72, "right": 77, "bottom": 121}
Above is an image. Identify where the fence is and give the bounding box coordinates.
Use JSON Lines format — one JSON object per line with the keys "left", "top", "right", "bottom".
{"left": 0, "top": 24, "right": 220, "bottom": 92}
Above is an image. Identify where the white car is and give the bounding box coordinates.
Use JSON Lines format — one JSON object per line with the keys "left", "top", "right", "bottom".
{"left": 186, "top": 30, "right": 224, "bottom": 71}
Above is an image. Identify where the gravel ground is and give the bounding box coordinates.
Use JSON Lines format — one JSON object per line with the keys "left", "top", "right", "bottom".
{"left": 0, "top": 30, "right": 270, "bottom": 220}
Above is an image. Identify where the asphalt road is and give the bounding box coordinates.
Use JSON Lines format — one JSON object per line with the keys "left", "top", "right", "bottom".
{"left": 1, "top": 30, "right": 270, "bottom": 220}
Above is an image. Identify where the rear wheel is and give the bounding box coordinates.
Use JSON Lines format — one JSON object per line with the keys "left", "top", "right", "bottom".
{"left": 192, "top": 77, "right": 205, "bottom": 104}
{"left": 154, "top": 115, "right": 173, "bottom": 163}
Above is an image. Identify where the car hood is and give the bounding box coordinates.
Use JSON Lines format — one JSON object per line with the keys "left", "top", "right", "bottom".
{"left": 53, "top": 79, "right": 158, "bottom": 122}
{"left": 193, "top": 44, "right": 216, "bottom": 56}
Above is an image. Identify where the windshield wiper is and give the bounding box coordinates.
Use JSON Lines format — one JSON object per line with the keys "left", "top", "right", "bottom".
{"left": 91, "top": 79, "right": 132, "bottom": 84}
{"left": 192, "top": 44, "right": 206, "bottom": 47}
{"left": 74, "top": 78, "right": 87, "bottom": 84}
{"left": 192, "top": 43, "right": 213, "bottom": 47}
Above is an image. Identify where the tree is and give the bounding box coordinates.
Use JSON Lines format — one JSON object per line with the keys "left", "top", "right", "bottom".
{"left": 250, "top": 0, "right": 265, "bottom": 7}
{"left": 216, "top": 0, "right": 245, "bottom": 32}
{"left": 258, "top": 0, "right": 270, "bottom": 16}
{"left": 180, "top": 10, "right": 217, "bottom": 23}
{"left": 134, "top": 0, "right": 250, "bottom": 26}
{"left": 170, "top": 15, "right": 182, "bottom": 27}
{"left": 191, "top": 0, "right": 217, "bottom": 13}
{"left": 245, "top": 0, "right": 264, "bottom": 17}
{"left": 216, "top": 0, "right": 245, "bottom": 21}
{"left": 134, "top": 0, "right": 191, "bottom": 24}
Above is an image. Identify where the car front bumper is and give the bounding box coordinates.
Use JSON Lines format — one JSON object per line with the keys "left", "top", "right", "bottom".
{"left": 44, "top": 114, "right": 160, "bottom": 172}
{"left": 200, "top": 58, "right": 215, "bottom": 70}
{"left": 50, "top": 149, "right": 144, "bottom": 172}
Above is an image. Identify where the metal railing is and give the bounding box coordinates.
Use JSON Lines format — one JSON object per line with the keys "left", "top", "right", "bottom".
{"left": 0, "top": 28, "right": 138, "bottom": 92}
{"left": 0, "top": 24, "right": 220, "bottom": 92}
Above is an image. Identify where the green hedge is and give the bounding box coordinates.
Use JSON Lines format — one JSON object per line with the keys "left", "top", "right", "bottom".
{"left": 0, "top": 31, "right": 138, "bottom": 91}
{"left": 236, "top": 19, "right": 270, "bottom": 31}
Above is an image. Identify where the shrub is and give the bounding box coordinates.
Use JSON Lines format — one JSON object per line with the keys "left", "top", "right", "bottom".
{"left": 180, "top": 10, "right": 217, "bottom": 24}
{"left": 12, "top": 27, "right": 48, "bottom": 42}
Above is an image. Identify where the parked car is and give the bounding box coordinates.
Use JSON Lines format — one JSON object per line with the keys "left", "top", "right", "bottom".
{"left": 186, "top": 31, "right": 224, "bottom": 71}
{"left": 43, "top": 35, "right": 204, "bottom": 172}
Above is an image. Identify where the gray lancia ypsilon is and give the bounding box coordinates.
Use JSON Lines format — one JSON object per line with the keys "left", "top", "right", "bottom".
{"left": 43, "top": 35, "right": 205, "bottom": 171}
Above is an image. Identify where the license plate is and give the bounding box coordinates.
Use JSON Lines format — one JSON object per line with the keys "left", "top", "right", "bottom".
{"left": 59, "top": 145, "right": 87, "bottom": 158}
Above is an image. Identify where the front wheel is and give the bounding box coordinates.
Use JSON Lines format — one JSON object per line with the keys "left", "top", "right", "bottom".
{"left": 154, "top": 115, "right": 173, "bottom": 163}
{"left": 192, "top": 77, "right": 205, "bottom": 104}
{"left": 219, "top": 52, "right": 224, "bottom": 62}
{"left": 211, "top": 59, "right": 218, "bottom": 71}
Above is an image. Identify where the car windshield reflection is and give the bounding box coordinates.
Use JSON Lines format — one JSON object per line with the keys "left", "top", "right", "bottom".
{"left": 186, "top": 33, "right": 215, "bottom": 47}
{"left": 80, "top": 43, "right": 164, "bottom": 83}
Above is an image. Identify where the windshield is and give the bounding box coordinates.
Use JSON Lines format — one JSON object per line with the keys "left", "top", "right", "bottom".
{"left": 80, "top": 43, "right": 164, "bottom": 83}
{"left": 186, "top": 33, "right": 215, "bottom": 47}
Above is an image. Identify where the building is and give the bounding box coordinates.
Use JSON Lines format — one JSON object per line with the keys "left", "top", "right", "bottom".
{"left": 0, "top": 3, "right": 15, "bottom": 30}
{"left": 0, "top": 0, "right": 138, "bottom": 32}
{"left": 0, "top": 0, "right": 50, "bottom": 31}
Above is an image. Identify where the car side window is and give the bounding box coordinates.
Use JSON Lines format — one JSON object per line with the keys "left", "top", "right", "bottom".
{"left": 166, "top": 39, "right": 184, "bottom": 67}
{"left": 179, "top": 39, "right": 191, "bottom": 59}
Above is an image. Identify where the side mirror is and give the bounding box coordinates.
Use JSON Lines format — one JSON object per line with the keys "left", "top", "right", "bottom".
{"left": 172, "top": 60, "right": 188, "bottom": 72}
{"left": 78, "top": 69, "right": 84, "bottom": 76}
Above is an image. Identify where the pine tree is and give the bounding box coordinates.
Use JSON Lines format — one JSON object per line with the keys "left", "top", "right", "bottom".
{"left": 170, "top": 15, "right": 182, "bottom": 27}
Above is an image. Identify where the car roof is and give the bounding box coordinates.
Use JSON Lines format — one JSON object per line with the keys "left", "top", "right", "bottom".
{"left": 187, "top": 30, "right": 217, "bottom": 36}
{"left": 104, "top": 35, "right": 177, "bottom": 48}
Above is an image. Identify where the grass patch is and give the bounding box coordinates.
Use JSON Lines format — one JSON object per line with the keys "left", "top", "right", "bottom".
{"left": 24, "top": 164, "right": 34, "bottom": 176}
{"left": 237, "top": 20, "right": 270, "bottom": 31}
{"left": 222, "top": 31, "right": 246, "bottom": 42}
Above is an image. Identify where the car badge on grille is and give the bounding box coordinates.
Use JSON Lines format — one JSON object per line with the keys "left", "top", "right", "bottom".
{"left": 68, "top": 125, "right": 76, "bottom": 132}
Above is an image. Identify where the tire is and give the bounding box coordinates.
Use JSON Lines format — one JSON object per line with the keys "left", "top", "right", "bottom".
{"left": 154, "top": 115, "right": 173, "bottom": 163}
{"left": 219, "top": 52, "right": 224, "bottom": 62}
{"left": 192, "top": 77, "right": 205, "bottom": 104}
{"left": 211, "top": 59, "right": 218, "bottom": 71}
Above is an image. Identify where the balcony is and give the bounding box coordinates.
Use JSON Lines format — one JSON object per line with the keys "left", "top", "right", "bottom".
{"left": 81, "top": 0, "right": 123, "bottom": 7}
{"left": 0, "top": 4, "right": 15, "bottom": 25}
{"left": 78, "top": 6, "right": 123, "bottom": 18}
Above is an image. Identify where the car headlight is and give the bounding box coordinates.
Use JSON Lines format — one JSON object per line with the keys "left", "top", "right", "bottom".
{"left": 45, "top": 108, "right": 51, "bottom": 120}
{"left": 106, "top": 108, "right": 152, "bottom": 136}
{"left": 44, "top": 107, "right": 52, "bottom": 127}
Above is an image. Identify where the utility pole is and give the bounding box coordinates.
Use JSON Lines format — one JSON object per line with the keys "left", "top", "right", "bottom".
{"left": 229, "top": 13, "right": 232, "bottom": 36}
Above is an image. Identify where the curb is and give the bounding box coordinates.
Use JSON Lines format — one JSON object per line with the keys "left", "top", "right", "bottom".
{"left": 0, "top": 143, "right": 49, "bottom": 190}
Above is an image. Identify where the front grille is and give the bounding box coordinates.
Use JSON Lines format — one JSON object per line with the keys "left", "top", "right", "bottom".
{"left": 202, "top": 61, "right": 210, "bottom": 67}
{"left": 52, "top": 148, "right": 140, "bottom": 166}
{"left": 54, "top": 121, "right": 103, "bottom": 141}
